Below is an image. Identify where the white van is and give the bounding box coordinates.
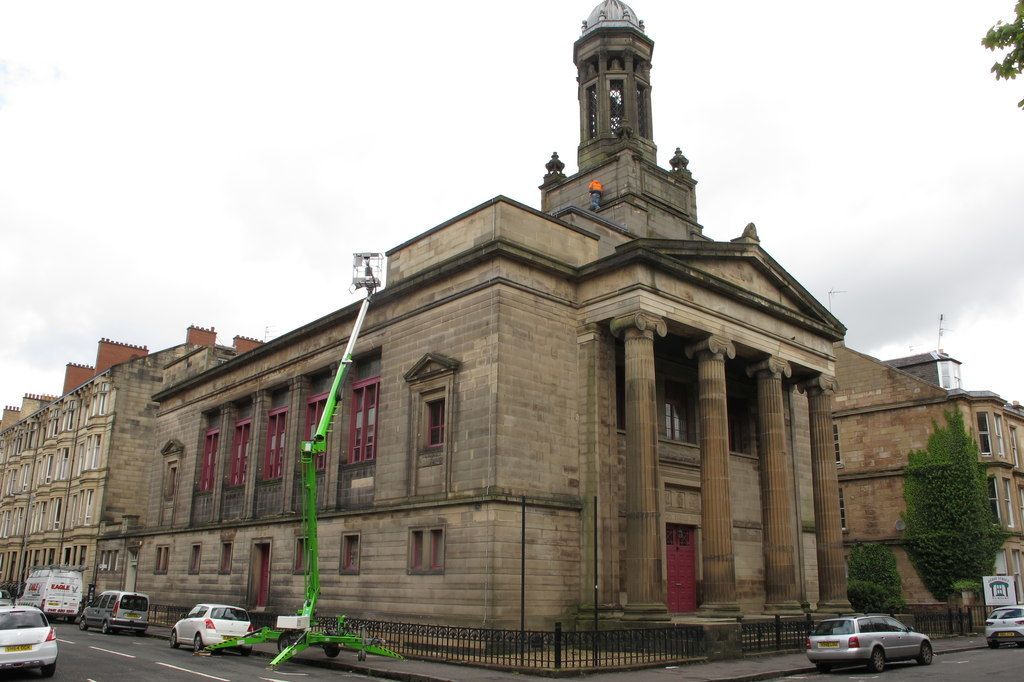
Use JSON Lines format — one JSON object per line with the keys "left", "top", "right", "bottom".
{"left": 17, "top": 567, "right": 84, "bottom": 622}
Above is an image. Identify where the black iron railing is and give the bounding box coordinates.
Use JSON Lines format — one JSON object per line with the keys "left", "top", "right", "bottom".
{"left": 740, "top": 614, "right": 813, "bottom": 653}
{"left": 147, "top": 605, "right": 704, "bottom": 670}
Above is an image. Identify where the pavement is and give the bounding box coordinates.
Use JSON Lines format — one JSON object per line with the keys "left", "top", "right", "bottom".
{"left": 141, "top": 622, "right": 990, "bottom": 682}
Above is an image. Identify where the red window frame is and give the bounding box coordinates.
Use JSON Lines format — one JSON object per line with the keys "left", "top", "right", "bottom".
{"left": 427, "top": 399, "right": 445, "bottom": 448}
{"left": 349, "top": 377, "right": 380, "bottom": 464}
{"left": 199, "top": 429, "right": 219, "bottom": 492}
{"left": 264, "top": 407, "right": 287, "bottom": 480}
{"left": 429, "top": 529, "right": 444, "bottom": 570}
{"left": 410, "top": 530, "right": 423, "bottom": 570}
{"left": 229, "top": 419, "right": 251, "bottom": 486}
{"left": 306, "top": 392, "right": 328, "bottom": 470}
{"left": 342, "top": 534, "right": 359, "bottom": 573}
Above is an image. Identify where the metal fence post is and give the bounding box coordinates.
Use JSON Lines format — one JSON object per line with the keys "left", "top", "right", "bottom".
{"left": 946, "top": 607, "right": 953, "bottom": 634}
{"left": 774, "top": 614, "right": 781, "bottom": 651}
{"left": 554, "top": 622, "right": 562, "bottom": 669}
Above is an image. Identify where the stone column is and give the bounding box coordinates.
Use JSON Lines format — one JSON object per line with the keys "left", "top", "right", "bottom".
{"left": 801, "top": 376, "right": 851, "bottom": 612}
{"left": 747, "top": 358, "right": 802, "bottom": 613}
{"left": 610, "top": 312, "right": 668, "bottom": 617}
{"left": 685, "top": 335, "right": 741, "bottom": 616}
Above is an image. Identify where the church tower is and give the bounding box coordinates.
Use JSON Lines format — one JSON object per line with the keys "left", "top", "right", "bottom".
{"left": 541, "top": 1, "right": 702, "bottom": 241}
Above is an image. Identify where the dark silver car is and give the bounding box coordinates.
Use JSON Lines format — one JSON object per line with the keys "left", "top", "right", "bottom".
{"left": 806, "top": 615, "right": 933, "bottom": 673}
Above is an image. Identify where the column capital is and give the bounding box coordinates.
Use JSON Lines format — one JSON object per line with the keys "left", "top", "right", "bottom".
{"left": 798, "top": 374, "right": 838, "bottom": 396}
{"left": 610, "top": 312, "right": 667, "bottom": 339}
{"left": 684, "top": 335, "right": 735, "bottom": 361}
{"left": 746, "top": 357, "right": 792, "bottom": 380}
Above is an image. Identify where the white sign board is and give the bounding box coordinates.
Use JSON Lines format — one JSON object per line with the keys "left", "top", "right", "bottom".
{"left": 983, "top": 576, "right": 1019, "bottom": 606}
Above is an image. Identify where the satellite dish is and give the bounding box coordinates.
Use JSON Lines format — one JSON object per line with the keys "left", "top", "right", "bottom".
{"left": 895, "top": 519, "right": 906, "bottom": 531}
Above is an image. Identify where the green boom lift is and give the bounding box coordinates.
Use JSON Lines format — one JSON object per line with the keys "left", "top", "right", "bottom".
{"left": 205, "top": 253, "right": 402, "bottom": 668}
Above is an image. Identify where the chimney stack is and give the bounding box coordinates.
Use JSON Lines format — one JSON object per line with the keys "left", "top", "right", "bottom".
{"left": 63, "top": 363, "right": 96, "bottom": 394}
{"left": 95, "top": 339, "right": 149, "bottom": 375}
{"left": 1, "top": 406, "right": 21, "bottom": 430}
{"left": 233, "top": 335, "right": 265, "bottom": 354}
{"left": 186, "top": 325, "right": 217, "bottom": 348}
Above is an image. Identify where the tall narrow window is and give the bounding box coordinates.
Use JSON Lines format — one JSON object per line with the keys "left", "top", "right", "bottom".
{"left": 988, "top": 477, "right": 1001, "bottom": 521}
{"left": 994, "top": 414, "right": 1005, "bottom": 457}
{"left": 264, "top": 408, "right": 287, "bottom": 480}
{"left": 341, "top": 534, "right": 360, "bottom": 574}
{"left": 293, "top": 537, "right": 306, "bottom": 573}
{"left": 978, "top": 413, "right": 992, "bottom": 455}
{"left": 96, "top": 383, "right": 110, "bottom": 415}
{"left": 409, "top": 527, "right": 445, "bottom": 574}
{"left": 51, "top": 498, "right": 62, "bottom": 531}
{"left": 1010, "top": 426, "right": 1020, "bottom": 467}
{"left": 410, "top": 530, "right": 424, "bottom": 571}
{"left": 838, "top": 488, "right": 847, "bottom": 530}
{"left": 608, "top": 79, "right": 624, "bottom": 135}
{"left": 188, "top": 544, "right": 201, "bottom": 574}
{"left": 833, "top": 423, "right": 843, "bottom": 465}
{"left": 637, "top": 84, "right": 649, "bottom": 138}
{"left": 586, "top": 85, "right": 598, "bottom": 138}
{"left": 427, "top": 399, "right": 445, "bottom": 448}
{"left": 155, "top": 546, "right": 169, "bottom": 574}
{"left": 229, "top": 419, "right": 251, "bottom": 486}
{"left": 349, "top": 377, "right": 380, "bottom": 464}
{"left": 727, "top": 398, "right": 752, "bottom": 455}
{"left": 219, "top": 542, "right": 232, "bottom": 574}
{"left": 58, "top": 448, "right": 70, "bottom": 480}
{"left": 664, "top": 381, "right": 693, "bottom": 442}
{"left": 88, "top": 434, "right": 102, "bottom": 469}
{"left": 1004, "top": 478, "right": 1015, "bottom": 528}
{"left": 199, "top": 429, "right": 219, "bottom": 491}
{"left": 83, "top": 489, "right": 93, "bottom": 525}
{"left": 306, "top": 393, "right": 328, "bottom": 470}
{"left": 164, "top": 462, "right": 178, "bottom": 499}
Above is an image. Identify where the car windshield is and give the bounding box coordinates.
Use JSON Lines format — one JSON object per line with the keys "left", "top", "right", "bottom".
{"left": 210, "top": 607, "right": 248, "bottom": 621}
{"left": 0, "top": 611, "right": 47, "bottom": 629}
{"left": 120, "top": 595, "right": 148, "bottom": 611}
{"left": 813, "top": 619, "right": 854, "bottom": 635}
{"left": 991, "top": 608, "right": 1023, "bottom": 619}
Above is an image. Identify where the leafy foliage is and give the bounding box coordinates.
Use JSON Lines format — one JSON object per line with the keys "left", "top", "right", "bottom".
{"left": 983, "top": 1, "right": 1024, "bottom": 108}
{"left": 847, "top": 544, "right": 905, "bottom": 613}
{"left": 902, "top": 410, "right": 1009, "bottom": 601}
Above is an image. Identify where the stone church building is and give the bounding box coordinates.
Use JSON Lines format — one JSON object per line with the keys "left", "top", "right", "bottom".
{"left": 97, "top": 1, "right": 850, "bottom": 627}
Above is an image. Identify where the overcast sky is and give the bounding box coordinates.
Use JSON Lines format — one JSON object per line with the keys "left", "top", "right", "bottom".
{"left": 2, "top": 0, "right": 1022, "bottom": 409}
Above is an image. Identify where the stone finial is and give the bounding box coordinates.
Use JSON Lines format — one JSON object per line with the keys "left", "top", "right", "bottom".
{"left": 639, "top": 19, "right": 645, "bottom": 32}
{"left": 731, "top": 222, "right": 760, "bottom": 244}
{"left": 669, "top": 147, "right": 689, "bottom": 172}
{"left": 581, "top": 20, "right": 588, "bottom": 32}
{"left": 542, "top": 151, "right": 567, "bottom": 186}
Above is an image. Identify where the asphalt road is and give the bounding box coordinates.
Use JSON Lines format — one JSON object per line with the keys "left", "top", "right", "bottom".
{"left": 0, "top": 622, "right": 375, "bottom": 682}
{"left": 769, "top": 644, "right": 1024, "bottom": 680}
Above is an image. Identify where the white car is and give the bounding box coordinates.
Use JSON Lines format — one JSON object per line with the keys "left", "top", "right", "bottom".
{"left": 0, "top": 605, "right": 57, "bottom": 677}
{"left": 169, "top": 603, "right": 253, "bottom": 654}
{"left": 985, "top": 606, "right": 1024, "bottom": 648}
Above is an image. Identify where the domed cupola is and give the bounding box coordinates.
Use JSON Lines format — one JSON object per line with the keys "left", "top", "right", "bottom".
{"left": 581, "top": 0, "right": 645, "bottom": 35}
{"left": 574, "top": 0, "right": 656, "bottom": 171}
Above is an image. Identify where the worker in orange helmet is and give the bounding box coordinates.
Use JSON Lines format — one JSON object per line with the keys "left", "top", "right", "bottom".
{"left": 588, "top": 179, "right": 604, "bottom": 210}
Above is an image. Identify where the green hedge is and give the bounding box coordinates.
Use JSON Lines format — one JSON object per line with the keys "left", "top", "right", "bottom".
{"left": 847, "top": 544, "right": 905, "bottom": 612}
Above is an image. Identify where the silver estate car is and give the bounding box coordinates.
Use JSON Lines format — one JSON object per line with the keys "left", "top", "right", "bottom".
{"left": 806, "top": 615, "right": 933, "bottom": 673}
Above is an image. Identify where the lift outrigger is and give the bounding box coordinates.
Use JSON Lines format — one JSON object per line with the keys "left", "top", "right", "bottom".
{"left": 206, "top": 254, "right": 402, "bottom": 668}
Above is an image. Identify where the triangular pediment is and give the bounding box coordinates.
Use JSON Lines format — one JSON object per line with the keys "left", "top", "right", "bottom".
{"left": 161, "top": 439, "right": 185, "bottom": 457}
{"left": 403, "top": 353, "right": 461, "bottom": 383}
{"left": 612, "top": 239, "right": 844, "bottom": 337}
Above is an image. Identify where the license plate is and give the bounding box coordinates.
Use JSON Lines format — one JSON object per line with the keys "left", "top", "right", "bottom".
{"left": 125, "top": 612, "right": 140, "bottom": 619}
{"left": 818, "top": 641, "right": 839, "bottom": 648}
{"left": 998, "top": 631, "right": 1017, "bottom": 637}
{"left": 47, "top": 602, "right": 59, "bottom": 606}
{"left": 5, "top": 645, "right": 31, "bottom": 652}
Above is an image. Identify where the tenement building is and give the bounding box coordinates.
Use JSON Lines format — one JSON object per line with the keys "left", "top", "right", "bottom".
{"left": 95, "top": 1, "right": 850, "bottom": 626}
{"left": 834, "top": 346, "right": 1024, "bottom": 604}
{"left": 0, "top": 329, "right": 246, "bottom": 595}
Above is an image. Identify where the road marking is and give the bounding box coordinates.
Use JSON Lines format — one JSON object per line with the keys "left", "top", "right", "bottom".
{"left": 156, "top": 662, "right": 231, "bottom": 681}
{"left": 57, "top": 638, "right": 75, "bottom": 644}
{"left": 89, "top": 645, "right": 136, "bottom": 658}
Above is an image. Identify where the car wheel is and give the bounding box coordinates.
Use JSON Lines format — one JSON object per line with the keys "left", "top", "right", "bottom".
{"left": 135, "top": 629, "right": 147, "bottom": 637}
{"left": 193, "top": 633, "right": 204, "bottom": 653}
{"left": 277, "top": 630, "right": 302, "bottom": 652}
{"left": 1016, "top": 642, "right": 1024, "bottom": 648}
{"left": 169, "top": 628, "right": 179, "bottom": 649}
{"left": 866, "top": 646, "right": 885, "bottom": 673}
{"left": 239, "top": 646, "right": 252, "bottom": 657}
{"left": 916, "top": 641, "right": 933, "bottom": 665}
{"left": 101, "top": 620, "right": 113, "bottom": 635}
{"left": 988, "top": 639, "right": 1000, "bottom": 649}
{"left": 40, "top": 662, "right": 56, "bottom": 678}
{"left": 324, "top": 643, "right": 341, "bottom": 658}
{"left": 79, "top": 616, "right": 88, "bottom": 631}
{"left": 815, "top": 662, "right": 832, "bottom": 673}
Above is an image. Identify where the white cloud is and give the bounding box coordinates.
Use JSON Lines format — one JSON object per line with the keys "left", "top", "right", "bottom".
{"left": 1, "top": 0, "right": 1022, "bottom": 406}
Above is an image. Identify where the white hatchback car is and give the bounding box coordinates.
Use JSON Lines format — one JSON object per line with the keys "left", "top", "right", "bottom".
{"left": 170, "top": 604, "right": 253, "bottom": 655}
{"left": 0, "top": 605, "right": 57, "bottom": 677}
{"left": 985, "top": 606, "right": 1024, "bottom": 648}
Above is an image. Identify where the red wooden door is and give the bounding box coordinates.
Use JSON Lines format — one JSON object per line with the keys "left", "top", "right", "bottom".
{"left": 666, "top": 524, "right": 697, "bottom": 612}
{"left": 255, "top": 543, "right": 271, "bottom": 607}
